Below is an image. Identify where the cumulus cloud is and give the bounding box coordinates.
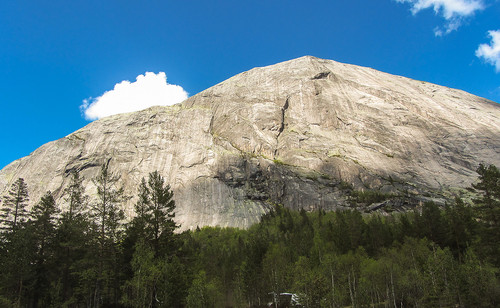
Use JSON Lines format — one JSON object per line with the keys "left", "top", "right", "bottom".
{"left": 81, "top": 72, "right": 188, "bottom": 120}
{"left": 396, "top": 0, "right": 484, "bottom": 35}
{"left": 476, "top": 30, "right": 500, "bottom": 72}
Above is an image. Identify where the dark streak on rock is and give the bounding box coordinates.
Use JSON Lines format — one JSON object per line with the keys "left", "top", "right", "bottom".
{"left": 274, "top": 98, "right": 289, "bottom": 158}
{"left": 311, "top": 71, "right": 331, "bottom": 80}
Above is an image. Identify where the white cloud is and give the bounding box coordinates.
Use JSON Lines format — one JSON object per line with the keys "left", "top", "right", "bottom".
{"left": 476, "top": 30, "right": 500, "bottom": 72}
{"left": 396, "top": 0, "right": 484, "bottom": 35}
{"left": 81, "top": 72, "right": 188, "bottom": 120}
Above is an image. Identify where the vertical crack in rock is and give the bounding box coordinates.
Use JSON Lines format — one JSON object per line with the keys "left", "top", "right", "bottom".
{"left": 208, "top": 113, "right": 214, "bottom": 135}
{"left": 274, "top": 97, "right": 289, "bottom": 158}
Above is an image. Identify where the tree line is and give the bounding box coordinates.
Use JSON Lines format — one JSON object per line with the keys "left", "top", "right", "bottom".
{"left": 0, "top": 163, "right": 499, "bottom": 307}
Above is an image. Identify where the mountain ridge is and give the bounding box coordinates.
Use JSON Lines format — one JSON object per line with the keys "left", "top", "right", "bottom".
{"left": 1, "top": 56, "right": 499, "bottom": 229}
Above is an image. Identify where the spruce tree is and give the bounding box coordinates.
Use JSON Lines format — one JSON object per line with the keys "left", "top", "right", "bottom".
{"left": 130, "top": 177, "right": 150, "bottom": 240}
{"left": 130, "top": 171, "right": 176, "bottom": 257}
{"left": 472, "top": 164, "right": 500, "bottom": 265}
{"left": 122, "top": 171, "right": 177, "bottom": 307}
{"left": 29, "top": 191, "right": 60, "bottom": 307}
{"left": 146, "top": 171, "right": 177, "bottom": 257}
{"left": 56, "top": 169, "right": 91, "bottom": 305}
{"left": 473, "top": 164, "right": 500, "bottom": 222}
{"left": 0, "top": 178, "right": 29, "bottom": 232}
{"left": 0, "top": 179, "right": 32, "bottom": 307}
{"left": 89, "top": 161, "right": 128, "bottom": 307}
{"left": 63, "top": 169, "right": 88, "bottom": 220}
{"left": 90, "top": 162, "right": 127, "bottom": 250}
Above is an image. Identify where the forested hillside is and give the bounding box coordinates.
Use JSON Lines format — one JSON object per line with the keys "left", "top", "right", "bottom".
{"left": 0, "top": 164, "right": 499, "bottom": 307}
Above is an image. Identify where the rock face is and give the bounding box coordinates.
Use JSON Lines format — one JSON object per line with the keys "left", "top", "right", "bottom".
{"left": 1, "top": 56, "right": 499, "bottom": 229}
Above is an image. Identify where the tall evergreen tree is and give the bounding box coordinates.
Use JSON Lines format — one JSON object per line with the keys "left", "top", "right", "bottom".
{"left": 29, "top": 191, "right": 60, "bottom": 307}
{"left": 122, "top": 171, "right": 178, "bottom": 307}
{"left": 147, "top": 171, "right": 177, "bottom": 257}
{"left": 132, "top": 171, "right": 177, "bottom": 257}
{"left": 55, "top": 170, "right": 91, "bottom": 305}
{"left": 89, "top": 161, "right": 128, "bottom": 307}
{"left": 0, "top": 179, "right": 32, "bottom": 307}
{"left": 0, "top": 223, "right": 35, "bottom": 307}
{"left": 64, "top": 169, "right": 88, "bottom": 220}
{"left": 444, "top": 198, "right": 477, "bottom": 259}
{"left": 91, "top": 162, "right": 127, "bottom": 246}
{"left": 0, "top": 178, "right": 29, "bottom": 232}
{"left": 416, "top": 202, "right": 446, "bottom": 246}
{"left": 0, "top": 179, "right": 33, "bottom": 307}
{"left": 127, "top": 177, "right": 150, "bottom": 241}
{"left": 472, "top": 164, "right": 500, "bottom": 265}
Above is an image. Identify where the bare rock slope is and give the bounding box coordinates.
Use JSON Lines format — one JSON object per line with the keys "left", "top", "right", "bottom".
{"left": 1, "top": 56, "right": 499, "bottom": 229}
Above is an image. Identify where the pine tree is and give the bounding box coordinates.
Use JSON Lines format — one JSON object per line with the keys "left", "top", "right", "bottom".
{"left": 129, "top": 177, "right": 150, "bottom": 240}
{"left": 122, "top": 177, "right": 150, "bottom": 283}
{"left": 63, "top": 169, "right": 88, "bottom": 220}
{"left": 444, "top": 198, "right": 476, "bottom": 260}
{"left": 91, "top": 162, "right": 127, "bottom": 246}
{"left": 0, "top": 223, "right": 35, "bottom": 307}
{"left": 29, "top": 191, "right": 60, "bottom": 307}
{"left": 122, "top": 171, "right": 178, "bottom": 307}
{"left": 146, "top": 171, "right": 177, "bottom": 257}
{"left": 56, "top": 169, "right": 91, "bottom": 305}
{"left": 131, "top": 171, "right": 177, "bottom": 257}
{"left": 472, "top": 164, "right": 500, "bottom": 265}
{"left": 89, "top": 161, "right": 128, "bottom": 307}
{"left": 0, "top": 178, "right": 29, "bottom": 232}
{"left": 0, "top": 179, "right": 33, "bottom": 307}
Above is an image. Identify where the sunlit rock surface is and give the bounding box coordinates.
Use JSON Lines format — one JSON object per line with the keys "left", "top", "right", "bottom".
{"left": 1, "top": 56, "right": 499, "bottom": 229}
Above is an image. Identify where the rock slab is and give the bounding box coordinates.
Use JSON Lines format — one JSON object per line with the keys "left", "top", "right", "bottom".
{"left": 1, "top": 56, "right": 499, "bottom": 229}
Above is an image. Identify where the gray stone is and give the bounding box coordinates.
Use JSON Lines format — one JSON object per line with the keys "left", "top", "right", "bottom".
{"left": 1, "top": 56, "right": 499, "bottom": 229}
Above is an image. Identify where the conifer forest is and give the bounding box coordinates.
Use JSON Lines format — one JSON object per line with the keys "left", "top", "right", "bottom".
{"left": 0, "top": 163, "right": 499, "bottom": 307}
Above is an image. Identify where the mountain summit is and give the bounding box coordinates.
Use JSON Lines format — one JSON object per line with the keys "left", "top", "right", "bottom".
{"left": 1, "top": 56, "right": 499, "bottom": 229}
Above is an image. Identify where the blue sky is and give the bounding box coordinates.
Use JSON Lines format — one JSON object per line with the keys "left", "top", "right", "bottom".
{"left": 0, "top": 0, "right": 499, "bottom": 169}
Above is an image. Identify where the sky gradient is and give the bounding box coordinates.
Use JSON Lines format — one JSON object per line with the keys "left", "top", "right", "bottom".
{"left": 1, "top": 0, "right": 499, "bottom": 168}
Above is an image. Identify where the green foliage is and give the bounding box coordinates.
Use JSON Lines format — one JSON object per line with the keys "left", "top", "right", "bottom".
{"left": 63, "top": 170, "right": 88, "bottom": 221}
{"left": 1, "top": 163, "right": 500, "bottom": 307}
{"left": 91, "top": 162, "right": 128, "bottom": 245}
{"left": 121, "top": 240, "right": 160, "bottom": 307}
{"left": 0, "top": 178, "right": 29, "bottom": 232}
{"left": 338, "top": 180, "right": 354, "bottom": 190}
{"left": 53, "top": 170, "right": 92, "bottom": 306}
{"left": 31, "top": 191, "right": 59, "bottom": 232}
{"left": 186, "top": 271, "right": 223, "bottom": 308}
{"left": 349, "top": 189, "right": 395, "bottom": 205}
{"left": 414, "top": 201, "right": 447, "bottom": 245}
{"left": 0, "top": 296, "right": 12, "bottom": 308}
{"left": 136, "top": 171, "right": 177, "bottom": 257}
{"left": 472, "top": 164, "right": 500, "bottom": 266}
{"left": 473, "top": 164, "right": 500, "bottom": 201}
{"left": 121, "top": 171, "right": 183, "bottom": 307}
{"left": 292, "top": 256, "right": 328, "bottom": 307}
{"left": 273, "top": 158, "right": 285, "bottom": 165}
{"left": 88, "top": 162, "right": 129, "bottom": 306}
{"left": 121, "top": 240, "right": 188, "bottom": 307}
{"left": 29, "top": 191, "right": 60, "bottom": 307}
{"left": 0, "top": 223, "right": 36, "bottom": 307}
